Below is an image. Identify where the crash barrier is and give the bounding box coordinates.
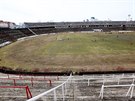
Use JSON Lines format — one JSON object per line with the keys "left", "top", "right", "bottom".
{"left": 7, "top": 74, "right": 59, "bottom": 81}
{"left": 99, "top": 84, "right": 135, "bottom": 99}
{"left": 84, "top": 73, "right": 135, "bottom": 99}
{"left": 87, "top": 73, "right": 135, "bottom": 86}
{"left": 27, "top": 74, "right": 72, "bottom": 101}
{"left": 6, "top": 74, "right": 60, "bottom": 86}
{"left": 0, "top": 86, "right": 32, "bottom": 99}
{"left": 0, "top": 77, "right": 52, "bottom": 87}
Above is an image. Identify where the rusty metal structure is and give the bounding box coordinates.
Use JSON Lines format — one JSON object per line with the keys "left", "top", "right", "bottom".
{"left": 24, "top": 21, "right": 135, "bottom": 32}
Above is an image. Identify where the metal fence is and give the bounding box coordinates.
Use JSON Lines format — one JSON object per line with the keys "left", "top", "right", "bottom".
{"left": 27, "top": 74, "right": 72, "bottom": 101}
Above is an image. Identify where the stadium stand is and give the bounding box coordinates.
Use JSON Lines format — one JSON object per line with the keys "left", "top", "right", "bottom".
{"left": 0, "top": 29, "right": 26, "bottom": 44}
{"left": 30, "top": 27, "right": 56, "bottom": 34}
{"left": 19, "top": 28, "right": 35, "bottom": 36}
{"left": 0, "top": 21, "right": 135, "bottom": 47}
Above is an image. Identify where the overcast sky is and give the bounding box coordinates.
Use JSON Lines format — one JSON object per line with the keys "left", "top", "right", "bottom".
{"left": 0, "top": 0, "right": 134, "bottom": 24}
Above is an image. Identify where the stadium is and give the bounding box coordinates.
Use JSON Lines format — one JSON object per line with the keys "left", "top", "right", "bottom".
{"left": 1, "top": 0, "right": 135, "bottom": 100}
{"left": 0, "top": 20, "right": 135, "bottom": 101}
{"left": 0, "top": 21, "right": 135, "bottom": 73}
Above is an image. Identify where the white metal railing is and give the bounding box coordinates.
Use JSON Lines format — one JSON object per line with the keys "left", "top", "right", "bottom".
{"left": 97, "top": 74, "right": 135, "bottom": 99}
{"left": 99, "top": 84, "right": 135, "bottom": 99}
{"left": 26, "top": 74, "right": 72, "bottom": 101}
{"left": 87, "top": 73, "right": 135, "bottom": 86}
{"left": 70, "top": 73, "right": 135, "bottom": 86}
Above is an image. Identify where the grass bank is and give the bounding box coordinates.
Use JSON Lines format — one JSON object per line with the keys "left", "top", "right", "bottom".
{"left": 0, "top": 32, "right": 135, "bottom": 72}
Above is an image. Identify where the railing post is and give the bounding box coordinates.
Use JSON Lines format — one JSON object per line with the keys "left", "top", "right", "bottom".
{"left": 83, "top": 75, "right": 84, "bottom": 80}
{"left": 25, "top": 87, "right": 29, "bottom": 99}
{"left": 92, "top": 75, "right": 94, "bottom": 78}
{"left": 117, "top": 77, "right": 120, "bottom": 85}
{"left": 54, "top": 89, "right": 57, "bottom": 101}
{"left": 99, "top": 85, "right": 104, "bottom": 99}
{"left": 26, "top": 86, "right": 32, "bottom": 99}
{"left": 64, "top": 83, "right": 67, "bottom": 95}
{"left": 13, "top": 79, "right": 16, "bottom": 86}
{"left": 57, "top": 76, "right": 59, "bottom": 80}
{"left": 103, "top": 78, "right": 105, "bottom": 85}
{"left": 102, "top": 75, "right": 105, "bottom": 85}
{"left": 19, "top": 74, "right": 22, "bottom": 79}
{"left": 62, "top": 85, "right": 65, "bottom": 101}
{"left": 122, "top": 73, "right": 124, "bottom": 77}
{"left": 130, "top": 84, "right": 134, "bottom": 98}
{"left": 49, "top": 80, "right": 52, "bottom": 86}
{"left": 7, "top": 74, "right": 9, "bottom": 78}
{"left": 132, "top": 78, "right": 135, "bottom": 84}
{"left": 132, "top": 73, "right": 135, "bottom": 77}
{"left": 102, "top": 74, "right": 105, "bottom": 79}
{"left": 126, "top": 84, "right": 133, "bottom": 97}
{"left": 31, "top": 77, "right": 34, "bottom": 87}
{"left": 112, "top": 74, "right": 115, "bottom": 78}
{"left": 88, "top": 78, "right": 90, "bottom": 86}
{"left": 101, "top": 85, "right": 104, "bottom": 99}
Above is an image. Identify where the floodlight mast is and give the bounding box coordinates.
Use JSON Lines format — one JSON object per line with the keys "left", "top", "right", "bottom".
{"left": 133, "top": 0, "right": 134, "bottom": 21}
{"left": 132, "top": 0, "right": 134, "bottom": 21}
{"left": 128, "top": 0, "right": 134, "bottom": 21}
{"left": 128, "top": 14, "right": 131, "bottom": 21}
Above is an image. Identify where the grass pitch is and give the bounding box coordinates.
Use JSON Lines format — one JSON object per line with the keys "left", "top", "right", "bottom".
{"left": 0, "top": 32, "right": 135, "bottom": 72}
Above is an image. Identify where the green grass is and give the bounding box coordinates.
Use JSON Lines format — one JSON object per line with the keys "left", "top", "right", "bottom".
{"left": 0, "top": 32, "right": 135, "bottom": 72}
